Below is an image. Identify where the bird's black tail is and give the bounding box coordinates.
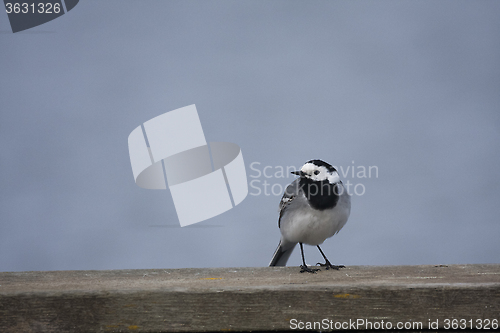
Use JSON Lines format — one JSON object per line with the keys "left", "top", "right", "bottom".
{"left": 269, "top": 240, "right": 297, "bottom": 266}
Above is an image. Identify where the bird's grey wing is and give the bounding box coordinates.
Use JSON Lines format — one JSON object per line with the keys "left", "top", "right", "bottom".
{"left": 333, "top": 182, "right": 352, "bottom": 235}
{"left": 270, "top": 179, "right": 301, "bottom": 267}
{"left": 278, "top": 178, "right": 301, "bottom": 228}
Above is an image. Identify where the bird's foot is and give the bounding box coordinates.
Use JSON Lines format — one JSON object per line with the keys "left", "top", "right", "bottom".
{"left": 316, "top": 261, "right": 345, "bottom": 270}
{"left": 300, "top": 265, "right": 320, "bottom": 273}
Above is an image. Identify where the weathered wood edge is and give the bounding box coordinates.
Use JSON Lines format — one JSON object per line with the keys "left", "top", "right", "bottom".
{"left": 1, "top": 264, "right": 499, "bottom": 332}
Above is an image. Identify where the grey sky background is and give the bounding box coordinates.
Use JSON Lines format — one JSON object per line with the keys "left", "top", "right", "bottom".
{"left": 1, "top": 1, "right": 499, "bottom": 272}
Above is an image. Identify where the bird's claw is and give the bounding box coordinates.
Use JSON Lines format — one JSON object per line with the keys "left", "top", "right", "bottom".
{"left": 300, "top": 265, "right": 320, "bottom": 273}
{"left": 316, "top": 262, "right": 346, "bottom": 270}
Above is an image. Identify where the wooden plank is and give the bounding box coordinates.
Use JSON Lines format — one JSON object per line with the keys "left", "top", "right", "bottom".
{"left": 1, "top": 264, "right": 499, "bottom": 332}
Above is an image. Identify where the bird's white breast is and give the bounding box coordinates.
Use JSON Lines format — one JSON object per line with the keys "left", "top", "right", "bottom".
{"left": 280, "top": 193, "right": 350, "bottom": 245}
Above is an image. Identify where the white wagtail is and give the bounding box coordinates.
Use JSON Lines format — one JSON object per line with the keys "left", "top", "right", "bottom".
{"left": 269, "top": 159, "right": 351, "bottom": 273}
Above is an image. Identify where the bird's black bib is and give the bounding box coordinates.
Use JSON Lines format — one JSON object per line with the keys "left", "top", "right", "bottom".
{"left": 299, "top": 177, "right": 340, "bottom": 211}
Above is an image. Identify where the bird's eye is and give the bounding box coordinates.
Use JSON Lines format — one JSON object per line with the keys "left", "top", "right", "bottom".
{"left": 314, "top": 170, "right": 320, "bottom": 175}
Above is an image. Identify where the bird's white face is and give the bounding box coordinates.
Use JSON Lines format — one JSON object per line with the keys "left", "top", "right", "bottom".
{"left": 300, "top": 162, "right": 340, "bottom": 184}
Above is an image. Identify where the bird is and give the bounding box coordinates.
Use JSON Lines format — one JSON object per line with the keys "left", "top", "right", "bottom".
{"left": 269, "top": 159, "right": 351, "bottom": 273}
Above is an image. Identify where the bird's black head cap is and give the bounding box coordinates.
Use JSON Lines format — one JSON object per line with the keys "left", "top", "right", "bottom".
{"left": 306, "top": 159, "right": 337, "bottom": 173}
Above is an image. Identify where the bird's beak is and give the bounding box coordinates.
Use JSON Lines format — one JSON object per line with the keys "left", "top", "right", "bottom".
{"left": 291, "top": 170, "right": 304, "bottom": 177}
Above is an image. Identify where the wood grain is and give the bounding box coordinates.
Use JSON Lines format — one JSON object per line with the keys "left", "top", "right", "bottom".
{"left": 1, "top": 264, "right": 499, "bottom": 332}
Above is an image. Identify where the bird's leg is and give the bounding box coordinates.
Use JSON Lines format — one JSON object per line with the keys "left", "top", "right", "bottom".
{"left": 299, "top": 243, "right": 320, "bottom": 273}
{"left": 316, "top": 245, "right": 345, "bottom": 270}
